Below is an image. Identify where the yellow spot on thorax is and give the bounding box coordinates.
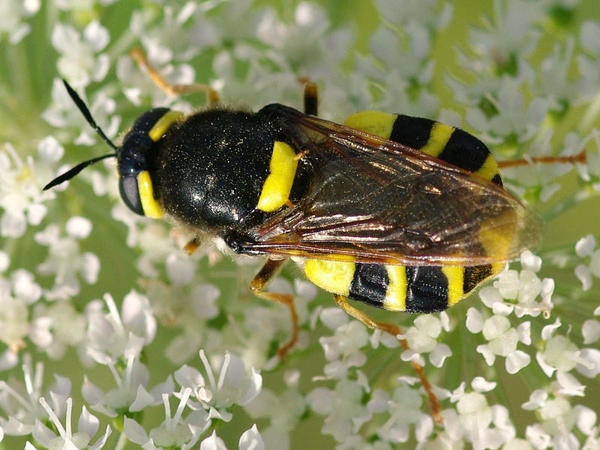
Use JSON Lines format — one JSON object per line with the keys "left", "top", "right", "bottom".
{"left": 137, "top": 170, "right": 163, "bottom": 218}
{"left": 149, "top": 110, "right": 184, "bottom": 142}
{"left": 257, "top": 141, "right": 299, "bottom": 212}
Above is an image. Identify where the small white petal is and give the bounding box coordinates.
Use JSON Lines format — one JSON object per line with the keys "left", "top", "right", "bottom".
{"left": 83, "top": 21, "right": 109, "bottom": 51}
{"left": 476, "top": 344, "right": 496, "bottom": 366}
{"left": 123, "top": 418, "right": 150, "bottom": 446}
{"left": 517, "top": 321, "right": 531, "bottom": 345}
{"left": 541, "top": 318, "right": 561, "bottom": 340}
{"left": 574, "top": 405, "right": 597, "bottom": 435}
{"left": 80, "top": 252, "right": 100, "bottom": 284}
{"left": 0, "top": 251, "right": 9, "bottom": 272}
{"left": 577, "top": 348, "right": 600, "bottom": 378}
{"left": 166, "top": 253, "right": 196, "bottom": 285}
{"left": 201, "top": 431, "right": 227, "bottom": 450}
{"left": 471, "top": 377, "right": 496, "bottom": 392}
{"left": 590, "top": 250, "right": 600, "bottom": 278}
{"left": 582, "top": 319, "right": 600, "bottom": 344}
{"left": 522, "top": 389, "right": 548, "bottom": 410}
{"left": 520, "top": 250, "right": 542, "bottom": 272}
{"left": 466, "top": 307, "right": 484, "bottom": 333}
{"left": 575, "top": 235, "right": 596, "bottom": 257}
{"left": 38, "top": 136, "right": 64, "bottom": 162}
{"left": 307, "top": 387, "right": 335, "bottom": 414}
{"left": 556, "top": 371, "right": 585, "bottom": 396}
{"left": 482, "top": 315, "right": 510, "bottom": 340}
{"left": 506, "top": 350, "right": 531, "bottom": 374}
{"left": 495, "top": 270, "right": 520, "bottom": 299}
{"left": 525, "top": 424, "right": 551, "bottom": 448}
{"left": 429, "top": 344, "right": 452, "bottom": 368}
{"left": 66, "top": 216, "right": 92, "bottom": 239}
{"left": 575, "top": 265, "right": 593, "bottom": 291}
{"left": 319, "top": 307, "right": 348, "bottom": 330}
{"left": 239, "top": 424, "right": 264, "bottom": 450}
{"left": 78, "top": 405, "right": 99, "bottom": 438}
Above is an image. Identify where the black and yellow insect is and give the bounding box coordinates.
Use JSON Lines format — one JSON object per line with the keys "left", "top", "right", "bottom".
{"left": 45, "top": 61, "right": 541, "bottom": 361}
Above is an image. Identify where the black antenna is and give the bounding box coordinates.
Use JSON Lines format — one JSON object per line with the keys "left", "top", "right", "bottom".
{"left": 43, "top": 153, "right": 115, "bottom": 190}
{"left": 43, "top": 80, "right": 119, "bottom": 190}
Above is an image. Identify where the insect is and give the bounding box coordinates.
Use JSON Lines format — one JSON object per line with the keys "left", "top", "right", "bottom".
{"left": 45, "top": 49, "right": 584, "bottom": 422}
{"left": 45, "top": 58, "right": 544, "bottom": 337}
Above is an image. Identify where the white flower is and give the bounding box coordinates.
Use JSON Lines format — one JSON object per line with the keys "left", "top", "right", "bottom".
{"left": 479, "top": 251, "right": 553, "bottom": 318}
{"left": 124, "top": 389, "right": 210, "bottom": 450}
{"left": 175, "top": 350, "right": 262, "bottom": 422}
{"left": 0, "top": 0, "right": 39, "bottom": 43}
{"left": 450, "top": 384, "right": 517, "bottom": 450}
{"left": 536, "top": 332, "right": 580, "bottom": 377}
{"left": 0, "top": 140, "right": 59, "bottom": 238}
{"left": 82, "top": 356, "right": 160, "bottom": 417}
{"left": 26, "top": 397, "right": 110, "bottom": 450}
{"left": 0, "top": 356, "right": 71, "bottom": 438}
{"left": 371, "top": 383, "right": 430, "bottom": 444}
{"left": 319, "top": 317, "right": 369, "bottom": 378}
{"left": 577, "top": 21, "right": 600, "bottom": 99}
{"left": 523, "top": 396, "right": 586, "bottom": 450}
{"left": 244, "top": 387, "right": 305, "bottom": 450}
{"left": 0, "top": 269, "right": 47, "bottom": 359}
{"left": 84, "top": 291, "right": 156, "bottom": 365}
{"left": 575, "top": 235, "right": 600, "bottom": 291}
{"left": 401, "top": 314, "right": 452, "bottom": 368}
{"left": 35, "top": 219, "right": 100, "bottom": 300}
{"left": 468, "top": 311, "right": 531, "bottom": 374}
{"left": 52, "top": 21, "right": 110, "bottom": 87}
{"left": 31, "top": 300, "right": 86, "bottom": 359}
{"left": 307, "top": 379, "right": 370, "bottom": 444}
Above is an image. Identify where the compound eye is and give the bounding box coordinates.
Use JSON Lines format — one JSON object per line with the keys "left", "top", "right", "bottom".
{"left": 119, "top": 135, "right": 152, "bottom": 176}
{"left": 119, "top": 175, "right": 144, "bottom": 215}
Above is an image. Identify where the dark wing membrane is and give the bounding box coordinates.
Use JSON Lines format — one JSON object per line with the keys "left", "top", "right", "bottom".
{"left": 243, "top": 108, "right": 541, "bottom": 266}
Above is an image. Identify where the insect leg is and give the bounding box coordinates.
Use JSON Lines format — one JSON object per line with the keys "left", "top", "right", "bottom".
{"left": 298, "top": 77, "right": 319, "bottom": 116}
{"left": 498, "top": 150, "right": 587, "bottom": 168}
{"left": 130, "top": 47, "right": 220, "bottom": 105}
{"left": 250, "top": 257, "right": 299, "bottom": 359}
{"left": 333, "top": 294, "right": 443, "bottom": 425}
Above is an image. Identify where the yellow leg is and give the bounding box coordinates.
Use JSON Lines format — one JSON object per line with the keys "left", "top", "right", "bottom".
{"left": 250, "top": 258, "right": 299, "bottom": 359}
{"left": 130, "top": 47, "right": 220, "bottom": 105}
{"left": 334, "top": 295, "right": 443, "bottom": 425}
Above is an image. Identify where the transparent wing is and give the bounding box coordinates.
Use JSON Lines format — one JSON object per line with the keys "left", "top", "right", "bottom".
{"left": 239, "top": 107, "right": 541, "bottom": 266}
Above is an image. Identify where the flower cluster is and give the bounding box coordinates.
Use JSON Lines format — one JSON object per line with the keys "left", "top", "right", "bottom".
{"left": 0, "top": 0, "right": 598, "bottom": 449}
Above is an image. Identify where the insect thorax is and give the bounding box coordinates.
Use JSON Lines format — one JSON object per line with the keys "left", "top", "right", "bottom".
{"left": 153, "top": 109, "right": 285, "bottom": 230}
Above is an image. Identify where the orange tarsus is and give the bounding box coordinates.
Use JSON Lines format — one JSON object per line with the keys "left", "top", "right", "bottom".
{"left": 498, "top": 150, "right": 587, "bottom": 168}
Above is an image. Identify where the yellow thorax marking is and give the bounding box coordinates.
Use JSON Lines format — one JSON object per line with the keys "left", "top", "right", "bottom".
{"left": 149, "top": 110, "right": 184, "bottom": 142}
{"left": 257, "top": 141, "right": 299, "bottom": 212}
{"left": 137, "top": 171, "right": 163, "bottom": 218}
